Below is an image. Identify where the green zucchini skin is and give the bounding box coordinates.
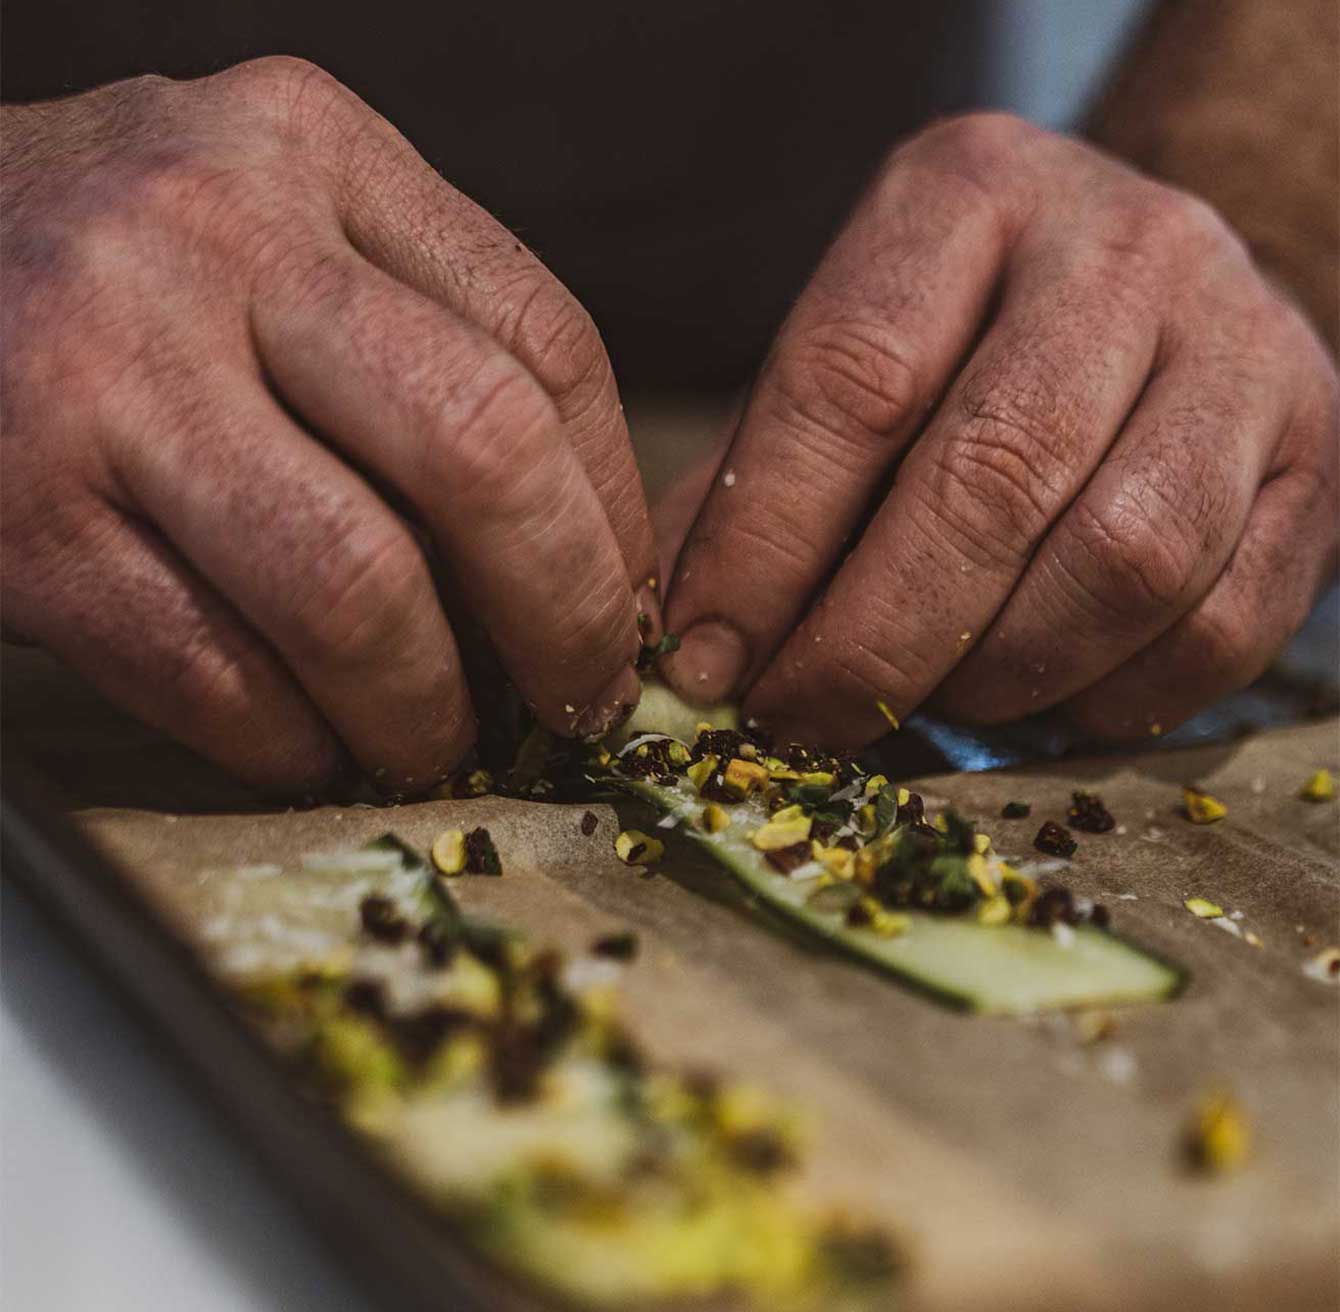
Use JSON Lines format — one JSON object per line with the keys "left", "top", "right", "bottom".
{"left": 621, "top": 776, "right": 1184, "bottom": 1016}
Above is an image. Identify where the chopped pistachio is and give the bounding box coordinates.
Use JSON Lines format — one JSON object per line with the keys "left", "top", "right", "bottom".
{"left": 896, "top": 787, "right": 910, "bottom": 807}
{"left": 875, "top": 700, "right": 900, "bottom": 731}
{"left": 1243, "top": 930, "right": 1263, "bottom": 949}
{"left": 751, "top": 813, "right": 814, "bottom": 852}
{"left": 723, "top": 757, "right": 770, "bottom": 798}
{"left": 972, "top": 832, "right": 992, "bottom": 855}
{"left": 855, "top": 803, "right": 877, "bottom": 836}
{"left": 615, "top": 829, "right": 664, "bottom": 866}
{"left": 799, "top": 770, "right": 835, "bottom": 789}
{"left": 1182, "top": 786, "right": 1226, "bottom": 824}
{"left": 1073, "top": 1010, "right": 1117, "bottom": 1045}
{"left": 666, "top": 741, "right": 692, "bottom": 767}
{"left": 700, "top": 803, "right": 731, "bottom": 834}
{"left": 976, "top": 894, "right": 1013, "bottom": 926}
{"left": 686, "top": 754, "right": 720, "bottom": 792}
{"left": 430, "top": 828, "right": 467, "bottom": 876}
{"left": 1185, "top": 1090, "right": 1250, "bottom": 1173}
{"left": 1184, "top": 896, "right": 1225, "bottom": 919}
{"left": 815, "top": 845, "right": 855, "bottom": 881}
{"left": 850, "top": 897, "right": 910, "bottom": 938}
{"left": 863, "top": 773, "right": 888, "bottom": 797}
{"left": 966, "top": 853, "right": 998, "bottom": 897}
{"left": 463, "top": 768, "right": 493, "bottom": 797}
{"left": 1299, "top": 768, "right": 1335, "bottom": 802}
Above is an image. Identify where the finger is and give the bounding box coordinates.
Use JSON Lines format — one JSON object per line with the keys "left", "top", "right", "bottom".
{"left": 739, "top": 229, "right": 1163, "bottom": 746}
{"left": 1064, "top": 407, "right": 1339, "bottom": 739}
{"left": 108, "top": 370, "right": 476, "bottom": 792}
{"left": 661, "top": 124, "right": 1019, "bottom": 704}
{"left": 931, "top": 337, "right": 1294, "bottom": 729}
{"left": 1, "top": 489, "right": 343, "bottom": 795}
{"left": 252, "top": 243, "right": 642, "bottom": 738}
{"left": 331, "top": 118, "right": 662, "bottom": 633}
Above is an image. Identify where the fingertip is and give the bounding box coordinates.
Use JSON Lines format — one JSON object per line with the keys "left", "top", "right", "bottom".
{"left": 660, "top": 619, "right": 749, "bottom": 705}
{"left": 569, "top": 663, "right": 642, "bottom": 740}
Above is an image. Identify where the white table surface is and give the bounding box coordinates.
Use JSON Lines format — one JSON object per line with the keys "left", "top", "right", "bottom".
{"left": 0, "top": 881, "right": 383, "bottom": 1312}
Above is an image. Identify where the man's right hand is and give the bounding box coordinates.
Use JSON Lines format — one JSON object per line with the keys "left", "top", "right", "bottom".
{"left": 2, "top": 57, "right": 659, "bottom": 795}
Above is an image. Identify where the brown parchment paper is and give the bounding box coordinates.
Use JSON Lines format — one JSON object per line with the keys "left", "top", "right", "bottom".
{"left": 68, "top": 715, "right": 1340, "bottom": 1312}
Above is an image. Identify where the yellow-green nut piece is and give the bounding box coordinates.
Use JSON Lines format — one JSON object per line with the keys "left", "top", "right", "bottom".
{"left": 1182, "top": 786, "right": 1227, "bottom": 824}
{"left": 700, "top": 803, "right": 731, "bottom": 834}
{"left": 750, "top": 813, "right": 813, "bottom": 852}
{"left": 615, "top": 829, "right": 664, "bottom": 866}
{"left": 1299, "top": 768, "right": 1335, "bottom": 802}
{"left": 723, "top": 757, "right": 770, "bottom": 798}
{"left": 1185, "top": 1090, "right": 1250, "bottom": 1173}
{"left": 1184, "top": 896, "right": 1225, "bottom": 919}
{"left": 431, "top": 828, "right": 467, "bottom": 876}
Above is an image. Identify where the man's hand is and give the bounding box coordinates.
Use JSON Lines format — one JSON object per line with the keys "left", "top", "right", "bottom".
{"left": 663, "top": 113, "right": 1338, "bottom": 748}
{"left": 2, "top": 58, "right": 659, "bottom": 794}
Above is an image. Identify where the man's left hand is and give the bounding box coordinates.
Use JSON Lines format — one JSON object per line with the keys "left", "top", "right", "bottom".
{"left": 662, "top": 113, "right": 1338, "bottom": 747}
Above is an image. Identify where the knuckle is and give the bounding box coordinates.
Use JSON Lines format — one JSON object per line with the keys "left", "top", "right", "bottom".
{"left": 219, "top": 55, "right": 354, "bottom": 142}
{"left": 919, "top": 429, "right": 1056, "bottom": 558}
{"left": 1063, "top": 495, "right": 1198, "bottom": 624}
{"left": 924, "top": 110, "right": 1038, "bottom": 159}
{"left": 506, "top": 279, "right": 609, "bottom": 406}
{"left": 910, "top": 111, "right": 1040, "bottom": 188}
{"left": 1176, "top": 605, "right": 1258, "bottom": 689}
{"left": 289, "top": 522, "right": 429, "bottom": 666}
{"left": 431, "top": 357, "right": 555, "bottom": 503}
{"left": 769, "top": 319, "right": 924, "bottom": 451}
{"left": 1142, "top": 184, "right": 1231, "bottom": 253}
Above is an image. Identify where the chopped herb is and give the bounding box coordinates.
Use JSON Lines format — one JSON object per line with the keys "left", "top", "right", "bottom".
{"left": 1067, "top": 791, "right": 1115, "bottom": 833}
{"left": 387, "top": 1004, "right": 471, "bottom": 1066}
{"left": 637, "top": 632, "right": 682, "bottom": 670}
{"left": 590, "top": 931, "right": 639, "bottom": 960}
{"left": 725, "top": 1126, "right": 794, "bottom": 1174}
{"left": 1033, "top": 820, "right": 1077, "bottom": 858}
{"left": 343, "top": 978, "right": 388, "bottom": 1018}
{"left": 464, "top": 827, "right": 502, "bottom": 875}
{"left": 819, "top": 1221, "right": 903, "bottom": 1285}
{"left": 1028, "top": 885, "right": 1079, "bottom": 929}
{"left": 1001, "top": 800, "right": 1031, "bottom": 819}
{"left": 359, "top": 895, "right": 409, "bottom": 944}
{"left": 764, "top": 841, "right": 813, "bottom": 874}
{"left": 362, "top": 832, "right": 427, "bottom": 869}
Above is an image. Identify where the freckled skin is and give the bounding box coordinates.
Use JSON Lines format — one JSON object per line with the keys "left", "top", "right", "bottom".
{"left": 1, "top": 59, "right": 659, "bottom": 795}
{"left": 663, "top": 112, "right": 1338, "bottom": 748}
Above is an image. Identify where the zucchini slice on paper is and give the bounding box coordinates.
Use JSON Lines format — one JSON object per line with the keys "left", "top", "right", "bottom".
{"left": 604, "top": 692, "right": 1181, "bottom": 1015}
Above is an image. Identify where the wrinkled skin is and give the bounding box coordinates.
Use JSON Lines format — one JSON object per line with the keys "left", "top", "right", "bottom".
{"left": 2, "top": 59, "right": 661, "bottom": 795}
{"left": 662, "top": 113, "right": 1339, "bottom": 748}
{"left": 4, "top": 65, "right": 1337, "bottom": 791}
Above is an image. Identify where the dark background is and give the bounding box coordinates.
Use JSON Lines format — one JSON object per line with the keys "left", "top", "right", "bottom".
{"left": 2, "top": 0, "right": 987, "bottom": 385}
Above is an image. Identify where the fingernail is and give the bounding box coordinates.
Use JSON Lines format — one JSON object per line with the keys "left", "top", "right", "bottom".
{"left": 574, "top": 664, "right": 642, "bottom": 739}
{"left": 635, "top": 581, "right": 664, "bottom": 648}
{"left": 662, "top": 619, "right": 749, "bottom": 704}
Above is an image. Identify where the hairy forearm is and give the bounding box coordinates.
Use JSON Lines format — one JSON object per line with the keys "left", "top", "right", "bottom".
{"left": 1089, "top": 0, "right": 1338, "bottom": 351}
